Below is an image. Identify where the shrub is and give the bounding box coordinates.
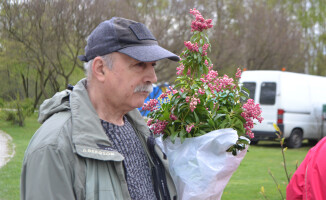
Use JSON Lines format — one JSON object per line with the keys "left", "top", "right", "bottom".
{"left": 1, "top": 97, "right": 34, "bottom": 127}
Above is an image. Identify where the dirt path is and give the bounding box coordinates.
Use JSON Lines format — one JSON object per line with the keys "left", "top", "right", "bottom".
{"left": 0, "top": 130, "right": 15, "bottom": 169}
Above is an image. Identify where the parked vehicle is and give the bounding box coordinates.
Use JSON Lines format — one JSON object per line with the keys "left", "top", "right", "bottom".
{"left": 240, "top": 70, "right": 326, "bottom": 148}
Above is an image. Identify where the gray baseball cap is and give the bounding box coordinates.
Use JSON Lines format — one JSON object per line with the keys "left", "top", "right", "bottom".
{"left": 78, "top": 17, "right": 180, "bottom": 62}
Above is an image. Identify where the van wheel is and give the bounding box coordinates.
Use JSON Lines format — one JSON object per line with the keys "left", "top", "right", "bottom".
{"left": 250, "top": 140, "right": 259, "bottom": 145}
{"left": 308, "top": 139, "right": 318, "bottom": 146}
{"left": 287, "top": 129, "right": 303, "bottom": 148}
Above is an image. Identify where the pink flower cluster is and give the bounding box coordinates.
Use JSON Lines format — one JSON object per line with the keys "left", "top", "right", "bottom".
{"left": 202, "top": 43, "right": 210, "bottom": 56}
{"left": 235, "top": 68, "right": 242, "bottom": 79}
{"left": 159, "top": 92, "right": 168, "bottom": 99}
{"left": 166, "top": 86, "right": 178, "bottom": 95}
{"left": 190, "top": 97, "right": 200, "bottom": 112}
{"left": 142, "top": 99, "right": 158, "bottom": 112}
{"left": 202, "top": 69, "right": 218, "bottom": 82}
{"left": 170, "top": 114, "right": 178, "bottom": 121}
{"left": 176, "top": 64, "right": 191, "bottom": 75}
{"left": 176, "top": 64, "right": 184, "bottom": 75}
{"left": 241, "top": 99, "right": 263, "bottom": 138}
{"left": 198, "top": 88, "right": 205, "bottom": 95}
{"left": 186, "top": 124, "right": 195, "bottom": 133}
{"left": 157, "top": 86, "right": 179, "bottom": 100}
{"left": 184, "top": 41, "right": 199, "bottom": 52}
{"left": 185, "top": 94, "right": 201, "bottom": 112}
{"left": 190, "top": 8, "right": 213, "bottom": 32}
{"left": 176, "top": 68, "right": 243, "bottom": 114}
{"left": 219, "top": 75, "right": 235, "bottom": 90}
{"left": 200, "top": 70, "right": 236, "bottom": 94}
{"left": 147, "top": 119, "right": 168, "bottom": 135}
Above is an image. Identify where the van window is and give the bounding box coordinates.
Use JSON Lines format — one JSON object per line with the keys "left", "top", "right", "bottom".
{"left": 260, "top": 82, "right": 276, "bottom": 105}
{"left": 242, "top": 82, "right": 256, "bottom": 100}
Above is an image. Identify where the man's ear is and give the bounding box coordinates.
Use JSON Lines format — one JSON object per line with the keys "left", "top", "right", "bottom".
{"left": 92, "top": 57, "right": 106, "bottom": 82}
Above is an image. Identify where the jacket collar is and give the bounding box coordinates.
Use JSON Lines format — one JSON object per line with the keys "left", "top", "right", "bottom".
{"left": 70, "top": 78, "right": 151, "bottom": 161}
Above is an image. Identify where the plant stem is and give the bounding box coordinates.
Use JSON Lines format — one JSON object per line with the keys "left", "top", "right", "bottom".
{"left": 277, "top": 129, "right": 290, "bottom": 183}
{"left": 261, "top": 193, "right": 269, "bottom": 200}
{"left": 268, "top": 169, "right": 285, "bottom": 199}
{"left": 281, "top": 147, "right": 290, "bottom": 183}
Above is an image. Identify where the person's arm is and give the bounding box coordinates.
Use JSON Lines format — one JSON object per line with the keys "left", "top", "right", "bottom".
{"left": 286, "top": 152, "right": 309, "bottom": 200}
{"left": 21, "top": 146, "right": 75, "bottom": 200}
{"left": 308, "top": 138, "right": 326, "bottom": 200}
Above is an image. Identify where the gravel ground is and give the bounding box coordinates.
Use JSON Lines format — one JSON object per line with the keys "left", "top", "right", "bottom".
{"left": 0, "top": 130, "right": 15, "bottom": 169}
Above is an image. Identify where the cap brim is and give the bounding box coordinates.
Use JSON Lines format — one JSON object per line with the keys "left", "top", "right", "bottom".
{"left": 78, "top": 55, "right": 88, "bottom": 62}
{"left": 118, "top": 45, "right": 180, "bottom": 62}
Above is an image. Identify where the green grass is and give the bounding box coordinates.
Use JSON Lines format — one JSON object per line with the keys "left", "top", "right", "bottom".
{"left": 0, "top": 114, "right": 311, "bottom": 200}
{"left": 222, "top": 141, "right": 310, "bottom": 200}
{"left": 0, "top": 113, "right": 40, "bottom": 200}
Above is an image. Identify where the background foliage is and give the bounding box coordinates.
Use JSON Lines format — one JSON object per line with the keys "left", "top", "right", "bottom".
{"left": 0, "top": 0, "right": 325, "bottom": 118}
{"left": 0, "top": 114, "right": 311, "bottom": 200}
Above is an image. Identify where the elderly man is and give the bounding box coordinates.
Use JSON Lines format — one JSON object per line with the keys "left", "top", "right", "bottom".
{"left": 21, "top": 17, "right": 179, "bottom": 200}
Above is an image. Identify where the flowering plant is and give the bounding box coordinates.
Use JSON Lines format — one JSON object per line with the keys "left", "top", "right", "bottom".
{"left": 143, "top": 8, "right": 263, "bottom": 155}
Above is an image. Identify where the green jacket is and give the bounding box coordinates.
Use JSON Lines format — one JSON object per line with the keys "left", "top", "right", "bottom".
{"left": 21, "top": 79, "right": 177, "bottom": 200}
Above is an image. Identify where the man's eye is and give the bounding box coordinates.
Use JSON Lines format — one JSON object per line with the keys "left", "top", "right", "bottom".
{"left": 136, "top": 62, "right": 146, "bottom": 67}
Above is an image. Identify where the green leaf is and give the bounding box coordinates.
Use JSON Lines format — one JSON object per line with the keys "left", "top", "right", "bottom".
{"left": 169, "top": 126, "right": 178, "bottom": 143}
{"left": 159, "top": 109, "right": 170, "bottom": 121}
{"left": 199, "top": 130, "right": 206, "bottom": 135}
{"left": 241, "top": 87, "right": 250, "bottom": 96}
{"left": 174, "top": 82, "right": 187, "bottom": 89}
{"left": 196, "top": 105, "right": 208, "bottom": 115}
{"left": 203, "top": 66, "right": 208, "bottom": 74}
{"left": 194, "top": 111, "right": 200, "bottom": 124}
{"left": 226, "top": 114, "right": 231, "bottom": 122}
{"left": 273, "top": 123, "right": 281, "bottom": 133}
{"left": 191, "top": 34, "right": 199, "bottom": 41}
{"left": 237, "top": 138, "right": 249, "bottom": 145}
{"left": 178, "top": 103, "right": 189, "bottom": 113}
{"left": 197, "top": 54, "right": 202, "bottom": 63}
{"left": 204, "top": 34, "right": 209, "bottom": 43}
{"left": 185, "top": 117, "right": 192, "bottom": 124}
{"left": 180, "top": 129, "right": 187, "bottom": 143}
{"left": 220, "top": 119, "right": 228, "bottom": 128}
{"left": 172, "top": 119, "right": 182, "bottom": 124}
{"left": 233, "top": 118, "right": 243, "bottom": 128}
{"left": 213, "top": 114, "right": 226, "bottom": 121}
{"left": 199, "top": 66, "right": 204, "bottom": 77}
{"left": 199, "top": 46, "right": 203, "bottom": 54}
{"left": 221, "top": 107, "right": 228, "bottom": 113}
{"left": 207, "top": 119, "right": 215, "bottom": 128}
{"left": 163, "top": 133, "right": 168, "bottom": 140}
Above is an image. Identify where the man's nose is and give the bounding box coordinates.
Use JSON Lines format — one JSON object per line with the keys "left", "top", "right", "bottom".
{"left": 145, "top": 64, "right": 157, "bottom": 83}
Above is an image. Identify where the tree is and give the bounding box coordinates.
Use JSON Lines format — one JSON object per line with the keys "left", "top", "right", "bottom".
{"left": 277, "top": 0, "right": 326, "bottom": 75}
{"left": 0, "top": 0, "right": 322, "bottom": 110}
{"left": 0, "top": 0, "right": 117, "bottom": 107}
{"left": 239, "top": 1, "right": 305, "bottom": 71}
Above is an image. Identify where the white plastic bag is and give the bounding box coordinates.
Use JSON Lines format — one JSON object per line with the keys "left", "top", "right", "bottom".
{"left": 156, "top": 128, "right": 248, "bottom": 200}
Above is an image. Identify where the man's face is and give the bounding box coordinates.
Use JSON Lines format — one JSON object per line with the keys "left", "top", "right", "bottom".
{"left": 103, "top": 52, "right": 157, "bottom": 111}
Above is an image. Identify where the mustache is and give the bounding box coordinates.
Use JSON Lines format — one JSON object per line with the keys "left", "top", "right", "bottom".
{"left": 134, "top": 84, "right": 153, "bottom": 93}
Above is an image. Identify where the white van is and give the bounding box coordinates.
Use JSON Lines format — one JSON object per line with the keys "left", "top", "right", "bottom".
{"left": 240, "top": 70, "right": 326, "bottom": 148}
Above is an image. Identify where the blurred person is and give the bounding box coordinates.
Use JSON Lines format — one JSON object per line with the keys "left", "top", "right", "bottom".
{"left": 286, "top": 137, "right": 326, "bottom": 199}
{"left": 21, "top": 17, "right": 180, "bottom": 200}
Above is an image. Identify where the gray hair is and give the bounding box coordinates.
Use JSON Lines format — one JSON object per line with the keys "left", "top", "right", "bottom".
{"left": 84, "top": 54, "right": 114, "bottom": 79}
